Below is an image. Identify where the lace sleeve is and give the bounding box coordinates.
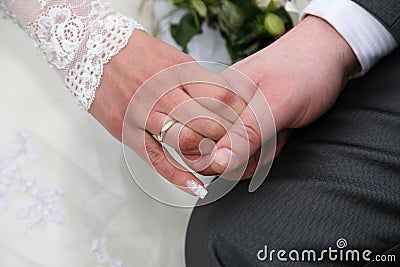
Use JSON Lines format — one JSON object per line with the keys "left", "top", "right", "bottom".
{"left": 0, "top": 0, "right": 145, "bottom": 111}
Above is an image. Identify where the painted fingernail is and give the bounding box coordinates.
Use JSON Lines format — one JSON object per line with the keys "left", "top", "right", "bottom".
{"left": 215, "top": 148, "right": 238, "bottom": 169}
{"left": 186, "top": 180, "right": 208, "bottom": 199}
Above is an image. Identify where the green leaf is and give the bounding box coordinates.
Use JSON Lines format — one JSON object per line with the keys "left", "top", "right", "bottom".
{"left": 170, "top": 13, "right": 203, "bottom": 53}
{"left": 190, "top": 0, "right": 207, "bottom": 18}
{"left": 205, "top": 0, "right": 219, "bottom": 6}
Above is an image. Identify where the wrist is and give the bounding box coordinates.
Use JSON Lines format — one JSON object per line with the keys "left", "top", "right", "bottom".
{"left": 300, "top": 15, "right": 360, "bottom": 78}
{"left": 239, "top": 15, "right": 361, "bottom": 131}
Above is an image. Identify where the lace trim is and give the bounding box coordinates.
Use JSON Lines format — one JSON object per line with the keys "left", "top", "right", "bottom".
{"left": 28, "top": 4, "right": 87, "bottom": 69}
{"left": 65, "top": 14, "right": 144, "bottom": 110}
{"left": 1, "top": 0, "right": 144, "bottom": 111}
{"left": 27, "top": 1, "right": 145, "bottom": 111}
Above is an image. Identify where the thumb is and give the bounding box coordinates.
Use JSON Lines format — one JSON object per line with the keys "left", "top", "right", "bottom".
{"left": 210, "top": 90, "right": 276, "bottom": 180}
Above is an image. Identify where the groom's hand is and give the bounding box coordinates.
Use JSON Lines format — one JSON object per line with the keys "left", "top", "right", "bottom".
{"left": 89, "top": 30, "right": 246, "bottom": 196}
{"left": 211, "top": 15, "right": 359, "bottom": 177}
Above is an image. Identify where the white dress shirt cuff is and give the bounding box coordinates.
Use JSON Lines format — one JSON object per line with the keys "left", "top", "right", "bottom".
{"left": 300, "top": 0, "right": 398, "bottom": 75}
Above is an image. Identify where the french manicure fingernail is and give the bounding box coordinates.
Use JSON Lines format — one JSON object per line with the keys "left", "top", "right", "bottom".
{"left": 186, "top": 180, "right": 208, "bottom": 199}
{"left": 215, "top": 148, "right": 238, "bottom": 169}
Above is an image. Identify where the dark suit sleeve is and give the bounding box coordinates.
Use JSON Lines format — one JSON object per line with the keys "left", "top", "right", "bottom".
{"left": 352, "top": 0, "right": 400, "bottom": 42}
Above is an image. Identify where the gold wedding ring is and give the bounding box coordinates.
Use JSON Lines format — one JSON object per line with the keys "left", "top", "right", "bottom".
{"left": 156, "top": 118, "right": 177, "bottom": 143}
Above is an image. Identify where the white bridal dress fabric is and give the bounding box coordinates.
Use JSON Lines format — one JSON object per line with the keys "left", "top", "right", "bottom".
{"left": 0, "top": 1, "right": 191, "bottom": 266}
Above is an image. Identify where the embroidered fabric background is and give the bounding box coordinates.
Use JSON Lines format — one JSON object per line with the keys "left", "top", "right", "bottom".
{"left": 0, "top": 1, "right": 188, "bottom": 266}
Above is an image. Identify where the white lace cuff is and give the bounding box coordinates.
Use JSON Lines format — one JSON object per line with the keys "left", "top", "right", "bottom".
{"left": 0, "top": 0, "right": 145, "bottom": 111}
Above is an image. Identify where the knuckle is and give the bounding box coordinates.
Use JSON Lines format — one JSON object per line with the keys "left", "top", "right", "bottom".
{"left": 178, "top": 129, "right": 202, "bottom": 152}
{"left": 215, "top": 89, "right": 238, "bottom": 107}
{"left": 145, "top": 144, "right": 165, "bottom": 167}
{"left": 145, "top": 143, "right": 183, "bottom": 185}
{"left": 156, "top": 90, "right": 179, "bottom": 112}
{"left": 204, "top": 120, "right": 226, "bottom": 140}
{"left": 230, "top": 123, "right": 261, "bottom": 148}
{"left": 244, "top": 124, "right": 261, "bottom": 148}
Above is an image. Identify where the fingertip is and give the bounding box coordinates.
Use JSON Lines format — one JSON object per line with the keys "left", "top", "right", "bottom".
{"left": 212, "top": 147, "right": 241, "bottom": 173}
{"left": 214, "top": 147, "right": 233, "bottom": 167}
{"left": 186, "top": 180, "right": 208, "bottom": 199}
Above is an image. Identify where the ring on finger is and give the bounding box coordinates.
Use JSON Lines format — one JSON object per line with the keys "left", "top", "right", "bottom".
{"left": 156, "top": 118, "right": 177, "bottom": 143}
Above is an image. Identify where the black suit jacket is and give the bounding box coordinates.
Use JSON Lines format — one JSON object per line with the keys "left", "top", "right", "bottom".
{"left": 353, "top": 0, "right": 400, "bottom": 42}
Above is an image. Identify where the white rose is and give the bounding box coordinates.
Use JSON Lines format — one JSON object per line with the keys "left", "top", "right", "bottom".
{"left": 283, "top": 0, "right": 313, "bottom": 25}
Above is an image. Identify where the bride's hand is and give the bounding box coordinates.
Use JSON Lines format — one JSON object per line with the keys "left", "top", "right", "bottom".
{"left": 210, "top": 15, "right": 359, "bottom": 177}
{"left": 89, "top": 30, "right": 246, "bottom": 197}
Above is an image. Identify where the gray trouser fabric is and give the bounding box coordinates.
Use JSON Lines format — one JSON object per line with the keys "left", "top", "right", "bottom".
{"left": 185, "top": 53, "right": 400, "bottom": 267}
